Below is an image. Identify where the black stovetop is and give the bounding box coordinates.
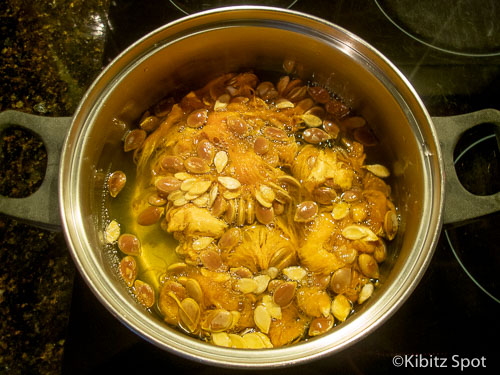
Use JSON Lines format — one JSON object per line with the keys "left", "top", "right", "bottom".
{"left": 62, "top": 1, "right": 500, "bottom": 373}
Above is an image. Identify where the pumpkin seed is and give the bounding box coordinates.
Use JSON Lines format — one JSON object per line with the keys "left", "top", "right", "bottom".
{"left": 108, "top": 171, "right": 126, "bottom": 198}
{"left": 118, "top": 233, "right": 141, "bottom": 256}
{"left": 255, "top": 190, "right": 272, "bottom": 208}
{"left": 364, "top": 164, "right": 390, "bottom": 178}
{"left": 276, "top": 75, "right": 290, "bottom": 94}
{"left": 211, "top": 194, "right": 227, "bottom": 217}
{"left": 255, "top": 332, "right": 273, "bottom": 348}
{"left": 218, "top": 227, "right": 241, "bottom": 251}
{"left": 242, "top": 332, "right": 267, "bottom": 349}
{"left": 214, "top": 151, "right": 228, "bottom": 173}
{"left": 192, "top": 236, "right": 214, "bottom": 251}
{"left": 332, "top": 202, "right": 350, "bottom": 220}
{"left": 323, "top": 119, "right": 340, "bottom": 138}
{"left": 206, "top": 309, "right": 233, "bottom": 332}
{"left": 305, "top": 105, "right": 326, "bottom": 118}
{"left": 174, "top": 172, "right": 192, "bottom": 181}
{"left": 384, "top": 210, "right": 398, "bottom": 240}
{"left": 173, "top": 197, "right": 188, "bottom": 207}
{"left": 208, "top": 184, "right": 218, "bottom": 207}
{"left": 179, "top": 178, "right": 198, "bottom": 192}
{"left": 312, "top": 186, "right": 337, "bottom": 205}
{"left": 273, "top": 282, "right": 296, "bottom": 307}
{"left": 186, "top": 109, "right": 208, "bottom": 128}
{"left": 237, "top": 197, "right": 246, "bottom": 226}
{"left": 235, "top": 278, "right": 258, "bottom": 294}
{"left": 358, "top": 282, "right": 374, "bottom": 304}
{"left": 211, "top": 332, "right": 231, "bottom": 347}
{"left": 295, "top": 98, "right": 314, "bottom": 114}
{"left": 283, "top": 58, "right": 296, "bottom": 74}
{"left": 256, "top": 81, "right": 275, "bottom": 98}
{"left": 200, "top": 249, "right": 223, "bottom": 271}
{"left": 263, "top": 126, "right": 288, "bottom": 141}
{"left": 178, "top": 298, "right": 200, "bottom": 333}
{"left": 192, "top": 193, "right": 209, "bottom": 207}
{"left": 330, "top": 267, "right": 352, "bottom": 294}
{"left": 225, "top": 199, "right": 236, "bottom": 224}
{"left": 277, "top": 175, "right": 301, "bottom": 188}
{"left": 214, "top": 94, "right": 230, "bottom": 111}
{"left": 358, "top": 253, "right": 380, "bottom": 279}
{"left": 254, "top": 305, "right": 271, "bottom": 334}
{"left": 137, "top": 206, "right": 163, "bottom": 226}
{"left": 307, "top": 86, "right": 330, "bottom": 103}
{"left": 303, "top": 128, "right": 330, "bottom": 144}
{"left": 134, "top": 280, "right": 155, "bottom": 308}
{"left": 308, "top": 314, "right": 334, "bottom": 336}
{"left": 196, "top": 139, "right": 215, "bottom": 163}
{"left": 260, "top": 184, "right": 275, "bottom": 202}
{"left": 119, "top": 256, "right": 137, "bottom": 287}
{"left": 123, "top": 129, "right": 146, "bottom": 152}
{"left": 294, "top": 201, "right": 318, "bottom": 222}
{"left": 223, "top": 189, "right": 241, "bottom": 200}
{"left": 185, "top": 278, "right": 203, "bottom": 303}
{"left": 275, "top": 98, "right": 294, "bottom": 109}
{"left": 167, "top": 190, "right": 184, "bottom": 202}
{"left": 218, "top": 176, "right": 241, "bottom": 190}
{"left": 160, "top": 155, "right": 185, "bottom": 173}
{"left": 253, "top": 274, "right": 271, "bottom": 294}
{"left": 283, "top": 266, "right": 307, "bottom": 281}
{"left": 261, "top": 295, "right": 282, "bottom": 319}
{"left": 139, "top": 115, "right": 160, "bottom": 132}
{"left": 230, "top": 266, "right": 253, "bottom": 279}
{"left": 184, "top": 157, "right": 210, "bottom": 174}
{"left": 287, "top": 85, "right": 307, "bottom": 102}
{"left": 301, "top": 113, "right": 323, "bottom": 127}
{"left": 254, "top": 136, "right": 270, "bottom": 155}
{"left": 341, "top": 116, "right": 366, "bottom": 129}
{"left": 246, "top": 198, "right": 255, "bottom": 224}
{"left": 227, "top": 333, "right": 247, "bottom": 348}
{"left": 148, "top": 193, "right": 167, "bottom": 206}
{"left": 262, "top": 267, "right": 279, "bottom": 279}
{"left": 156, "top": 176, "right": 182, "bottom": 195}
{"left": 188, "top": 180, "right": 212, "bottom": 195}
{"left": 167, "top": 262, "right": 188, "bottom": 273}
{"left": 342, "top": 225, "right": 378, "bottom": 242}
{"left": 255, "top": 203, "right": 274, "bottom": 225}
{"left": 104, "top": 220, "right": 120, "bottom": 244}
{"left": 227, "top": 115, "right": 248, "bottom": 136}
{"left": 374, "top": 241, "right": 387, "bottom": 263}
{"left": 331, "top": 294, "right": 352, "bottom": 322}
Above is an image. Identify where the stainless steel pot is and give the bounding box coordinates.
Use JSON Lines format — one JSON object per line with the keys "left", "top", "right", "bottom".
{"left": 1, "top": 6, "right": 499, "bottom": 368}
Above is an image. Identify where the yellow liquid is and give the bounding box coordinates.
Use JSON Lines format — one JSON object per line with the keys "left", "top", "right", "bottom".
{"left": 106, "top": 164, "right": 180, "bottom": 292}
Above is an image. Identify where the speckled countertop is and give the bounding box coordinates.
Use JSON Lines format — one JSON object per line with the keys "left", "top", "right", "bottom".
{"left": 0, "top": 1, "right": 109, "bottom": 373}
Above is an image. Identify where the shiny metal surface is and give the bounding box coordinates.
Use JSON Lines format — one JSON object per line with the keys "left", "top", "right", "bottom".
{"left": 59, "top": 6, "right": 444, "bottom": 367}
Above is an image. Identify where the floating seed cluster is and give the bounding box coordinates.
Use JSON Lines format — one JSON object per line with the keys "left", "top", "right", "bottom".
{"left": 105, "top": 67, "right": 398, "bottom": 349}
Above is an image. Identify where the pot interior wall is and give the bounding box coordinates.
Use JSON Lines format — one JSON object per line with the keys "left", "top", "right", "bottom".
{"left": 66, "top": 9, "right": 438, "bottom": 364}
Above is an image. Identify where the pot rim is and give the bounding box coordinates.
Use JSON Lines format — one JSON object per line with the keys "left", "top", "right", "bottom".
{"left": 59, "top": 5, "right": 444, "bottom": 368}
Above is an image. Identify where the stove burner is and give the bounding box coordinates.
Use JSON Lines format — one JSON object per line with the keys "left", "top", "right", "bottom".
{"left": 375, "top": 0, "right": 500, "bottom": 57}
{"left": 446, "top": 127, "right": 500, "bottom": 303}
{"left": 169, "top": 0, "right": 299, "bottom": 15}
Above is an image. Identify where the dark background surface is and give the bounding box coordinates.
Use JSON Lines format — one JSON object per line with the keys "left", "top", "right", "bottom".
{"left": 1, "top": 0, "right": 499, "bottom": 374}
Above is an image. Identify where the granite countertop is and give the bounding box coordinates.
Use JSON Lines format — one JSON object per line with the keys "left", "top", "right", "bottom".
{"left": 0, "top": 1, "right": 109, "bottom": 373}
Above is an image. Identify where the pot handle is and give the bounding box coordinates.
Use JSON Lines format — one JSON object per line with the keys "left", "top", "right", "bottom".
{"left": 0, "top": 110, "right": 72, "bottom": 231}
{"left": 432, "top": 108, "right": 500, "bottom": 225}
